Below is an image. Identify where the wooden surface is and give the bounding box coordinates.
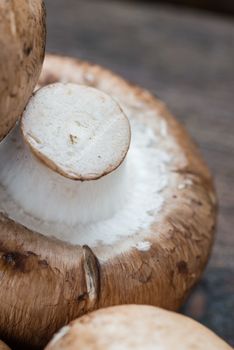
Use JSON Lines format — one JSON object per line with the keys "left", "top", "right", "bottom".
{"left": 45, "top": 0, "right": 234, "bottom": 345}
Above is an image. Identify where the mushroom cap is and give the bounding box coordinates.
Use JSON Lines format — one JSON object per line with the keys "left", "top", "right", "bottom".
{"left": 0, "top": 0, "right": 46, "bottom": 141}
{"left": 0, "top": 340, "right": 11, "bottom": 350}
{"left": 0, "top": 54, "right": 217, "bottom": 349}
{"left": 22, "top": 83, "right": 131, "bottom": 180}
{"left": 46, "top": 305, "right": 232, "bottom": 350}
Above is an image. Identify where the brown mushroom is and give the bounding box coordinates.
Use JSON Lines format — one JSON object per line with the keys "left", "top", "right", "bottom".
{"left": 0, "top": 54, "right": 217, "bottom": 349}
{"left": 45, "top": 305, "right": 232, "bottom": 350}
{"left": 0, "top": 340, "right": 11, "bottom": 350}
{"left": 0, "top": 0, "right": 46, "bottom": 141}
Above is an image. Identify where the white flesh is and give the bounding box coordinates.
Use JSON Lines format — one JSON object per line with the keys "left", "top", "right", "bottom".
{"left": 0, "top": 84, "right": 171, "bottom": 247}
{"left": 22, "top": 83, "right": 131, "bottom": 180}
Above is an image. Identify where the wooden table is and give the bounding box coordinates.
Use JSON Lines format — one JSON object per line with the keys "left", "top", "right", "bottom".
{"left": 45, "top": 0, "right": 234, "bottom": 345}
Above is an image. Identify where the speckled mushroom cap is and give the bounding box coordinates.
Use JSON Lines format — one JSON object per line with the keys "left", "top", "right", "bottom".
{"left": 46, "top": 305, "right": 232, "bottom": 350}
{"left": 0, "top": 0, "right": 46, "bottom": 141}
{"left": 0, "top": 54, "right": 217, "bottom": 349}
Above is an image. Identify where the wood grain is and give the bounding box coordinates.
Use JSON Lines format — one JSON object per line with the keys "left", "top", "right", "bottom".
{"left": 44, "top": 0, "right": 234, "bottom": 346}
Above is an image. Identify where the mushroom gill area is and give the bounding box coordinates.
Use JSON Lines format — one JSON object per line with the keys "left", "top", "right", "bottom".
{"left": 0, "top": 83, "right": 170, "bottom": 246}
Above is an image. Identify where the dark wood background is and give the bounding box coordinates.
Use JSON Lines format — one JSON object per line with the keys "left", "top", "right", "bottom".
{"left": 45, "top": 0, "right": 234, "bottom": 345}
{"left": 140, "top": 0, "right": 234, "bottom": 16}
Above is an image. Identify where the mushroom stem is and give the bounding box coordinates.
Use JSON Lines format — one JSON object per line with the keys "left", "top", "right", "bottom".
{"left": 0, "top": 128, "right": 129, "bottom": 225}
{"left": 0, "top": 83, "right": 131, "bottom": 226}
{"left": 0, "top": 82, "right": 170, "bottom": 247}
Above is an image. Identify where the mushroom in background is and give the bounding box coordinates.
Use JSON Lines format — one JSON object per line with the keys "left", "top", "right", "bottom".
{"left": 0, "top": 55, "right": 217, "bottom": 349}
{"left": 45, "top": 305, "right": 232, "bottom": 350}
{"left": 0, "top": 0, "right": 46, "bottom": 141}
{"left": 0, "top": 340, "right": 11, "bottom": 350}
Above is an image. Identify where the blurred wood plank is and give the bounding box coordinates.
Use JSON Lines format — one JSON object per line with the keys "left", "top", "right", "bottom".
{"left": 151, "top": 0, "right": 234, "bottom": 16}
{"left": 45, "top": 0, "right": 234, "bottom": 345}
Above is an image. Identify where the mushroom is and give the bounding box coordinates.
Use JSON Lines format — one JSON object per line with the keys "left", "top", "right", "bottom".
{"left": 45, "top": 305, "right": 232, "bottom": 350}
{"left": 0, "top": 0, "right": 46, "bottom": 141}
{"left": 0, "top": 341, "right": 11, "bottom": 350}
{"left": 0, "top": 54, "right": 217, "bottom": 349}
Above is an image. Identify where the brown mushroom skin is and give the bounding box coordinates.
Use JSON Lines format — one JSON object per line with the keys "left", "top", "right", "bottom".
{"left": 0, "top": 55, "right": 217, "bottom": 350}
{"left": 0, "top": 0, "right": 46, "bottom": 141}
{"left": 0, "top": 340, "right": 11, "bottom": 350}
